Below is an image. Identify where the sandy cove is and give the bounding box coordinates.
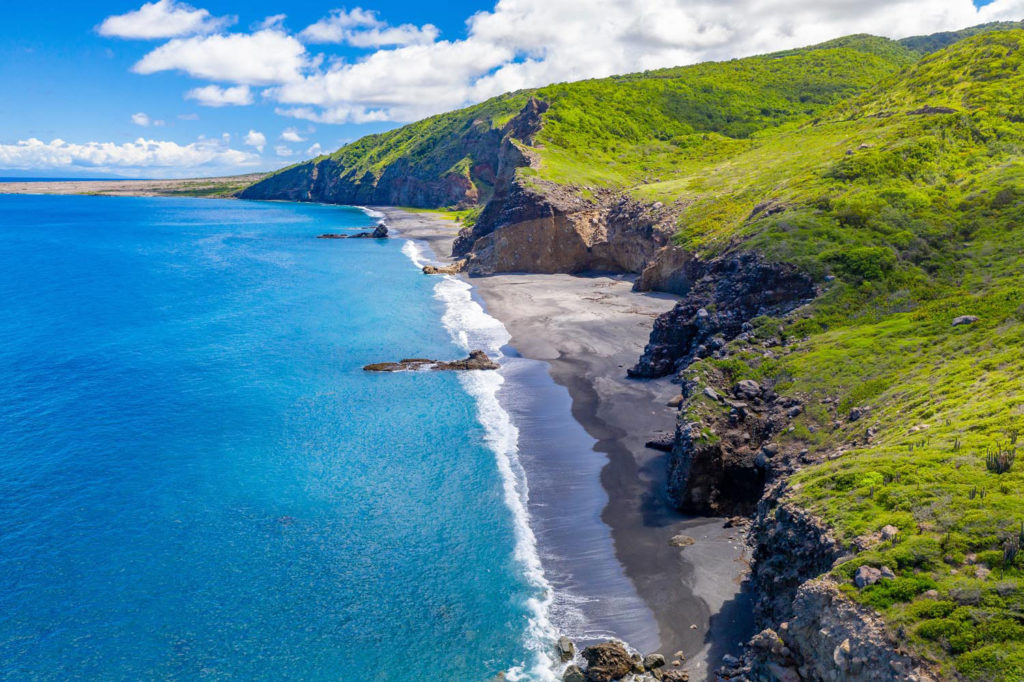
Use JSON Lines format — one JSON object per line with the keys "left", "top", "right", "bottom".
{"left": 380, "top": 208, "right": 753, "bottom": 676}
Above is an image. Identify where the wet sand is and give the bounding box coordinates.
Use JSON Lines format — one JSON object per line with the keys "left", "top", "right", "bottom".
{"left": 380, "top": 208, "right": 754, "bottom": 676}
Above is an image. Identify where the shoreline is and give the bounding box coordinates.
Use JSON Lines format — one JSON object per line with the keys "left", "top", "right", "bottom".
{"left": 379, "top": 208, "right": 754, "bottom": 676}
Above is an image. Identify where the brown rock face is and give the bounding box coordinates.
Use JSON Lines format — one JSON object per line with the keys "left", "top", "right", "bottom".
{"left": 457, "top": 180, "right": 676, "bottom": 276}
{"left": 580, "top": 642, "right": 633, "bottom": 682}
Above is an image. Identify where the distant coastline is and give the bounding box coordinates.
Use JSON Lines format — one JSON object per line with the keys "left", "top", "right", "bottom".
{"left": 0, "top": 174, "right": 265, "bottom": 198}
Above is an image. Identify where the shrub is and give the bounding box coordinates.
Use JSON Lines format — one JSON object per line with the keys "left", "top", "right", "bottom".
{"left": 823, "top": 246, "right": 898, "bottom": 281}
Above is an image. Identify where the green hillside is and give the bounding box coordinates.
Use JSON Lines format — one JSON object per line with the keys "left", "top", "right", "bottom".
{"left": 673, "top": 30, "right": 1024, "bottom": 680}
{"left": 243, "top": 35, "right": 915, "bottom": 204}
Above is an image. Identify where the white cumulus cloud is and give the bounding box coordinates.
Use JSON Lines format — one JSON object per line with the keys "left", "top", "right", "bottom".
{"left": 306, "top": 142, "right": 323, "bottom": 156}
{"left": 280, "top": 128, "right": 305, "bottom": 142}
{"left": 133, "top": 29, "right": 314, "bottom": 85}
{"left": 255, "top": 14, "right": 287, "bottom": 31}
{"left": 98, "top": 0, "right": 234, "bottom": 39}
{"left": 0, "top": 137, "right": 258, "bottom": 173}
{"left": 131, "top": 112, "right": 152, "bottom": 126}
{"left": 274, "top": 145, "right": 294, "bottom": 157}
{"left": 185, "top": 84, "right": 254, "bottom": 107}
{"left": 299, "top": 8, "right": 439, "bottom": 47}
{"left": 244, "top": 129, "right": 266, "bottom": 152}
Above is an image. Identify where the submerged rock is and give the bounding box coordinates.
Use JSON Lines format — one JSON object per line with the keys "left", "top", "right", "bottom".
{"left": 363, "top": 350, "right": 499, "bottom": 372}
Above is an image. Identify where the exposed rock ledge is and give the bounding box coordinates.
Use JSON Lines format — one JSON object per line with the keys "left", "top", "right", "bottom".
{"left": 362, "top": 350, "right": 498, "bottom": 372}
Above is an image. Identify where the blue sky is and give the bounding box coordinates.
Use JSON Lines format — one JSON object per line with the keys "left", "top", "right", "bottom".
{"left": 0, "top": 0, "right": 1017, "bottom": 177}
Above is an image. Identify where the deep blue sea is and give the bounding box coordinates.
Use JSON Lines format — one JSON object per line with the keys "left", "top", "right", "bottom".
{"left": 0, "top": 195, "right": 560, "bottom": 681}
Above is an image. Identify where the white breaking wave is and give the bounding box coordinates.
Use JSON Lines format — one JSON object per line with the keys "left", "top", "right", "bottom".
{"left": 357, "top": 206, "right": 386, "bottom": 220}
{"left": 401, "top": 238, "right": 560, "bottom": 682}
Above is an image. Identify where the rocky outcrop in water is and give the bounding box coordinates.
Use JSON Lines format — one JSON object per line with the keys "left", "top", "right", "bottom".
{"left": 423, "top": 262, "right": 465, "bottom": 275}
{"left": 363, "top": 350, "right": 499, "bottom": 372}
{"left": 317, "top": 223, "right": 389, "bottom": 239}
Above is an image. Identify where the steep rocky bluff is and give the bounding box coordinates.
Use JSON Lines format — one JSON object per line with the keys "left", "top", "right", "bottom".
{"left": 241, "top": 26, "right": 1024, "bottom": 682}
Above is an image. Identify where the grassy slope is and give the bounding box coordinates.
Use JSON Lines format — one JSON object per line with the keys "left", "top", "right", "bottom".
{"left": 662, "top": 31, "right": 1024, "bottom": 681}
{"left": 527, "top": 36, "right": 916, "bottom": 189}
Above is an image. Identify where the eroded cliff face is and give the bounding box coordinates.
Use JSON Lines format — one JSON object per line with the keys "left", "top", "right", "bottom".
{"left": 460, "top": 186, "right": 678, "bottom": 275}
{"left": 715, "top": 484, "right": 938, "bottom": 682}
{"left": 630, "top": 254, "right": 816, "bottom": 379}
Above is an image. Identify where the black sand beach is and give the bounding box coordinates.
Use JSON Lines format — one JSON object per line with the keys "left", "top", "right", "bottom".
{"left": 380, "top": 208, "right": 755, "bottom": 675}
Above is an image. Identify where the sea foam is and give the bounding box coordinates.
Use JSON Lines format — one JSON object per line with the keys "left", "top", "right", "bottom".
{"left": 402, "top": 238, "right": 560, "bottom": 681}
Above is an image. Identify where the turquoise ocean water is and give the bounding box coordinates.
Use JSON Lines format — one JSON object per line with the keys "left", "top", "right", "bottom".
{"left": 0, "top": 195, "right": 559, "bottom": 681}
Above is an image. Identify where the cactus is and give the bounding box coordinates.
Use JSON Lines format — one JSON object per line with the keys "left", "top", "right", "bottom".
{"left": 1005, "top": 536, "right": 1020, "bottom": 566}
{"left": 986, "top": 443, "right": 1017, "bottom": 474}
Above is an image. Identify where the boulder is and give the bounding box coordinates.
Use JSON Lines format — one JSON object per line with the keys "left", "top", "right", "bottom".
{"left": 952, "top": 315, "right": 979, "bottom": 326}
{"left": 643, "top": 653, "right": 666, "bottom": 670}
{"left": 702, "top": 387, "right": 721, "bottom": 402}
{"left": 880, "top": 525, "right": 900, "bottom": 541}
{"left": 557, "top": 636, "right": 576, "bottom": 662}
{"left": 669, "top": 535, "right": 696, "bottom": 548}
{"left": 853, "top": 565, "right": 882, "bottom": 588}
{"left": 581, "top": 641, "right": 633, "bottom": 682}
{"left": 667, "top": 394, "right": 685, "bottom": 408}
{"left": 735, "top": 380, "right": 761, "bottom": 399}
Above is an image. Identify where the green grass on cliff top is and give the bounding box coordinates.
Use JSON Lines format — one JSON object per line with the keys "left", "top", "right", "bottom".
{"left": 673, "top": 31, "right": 1024, "bottom": 681}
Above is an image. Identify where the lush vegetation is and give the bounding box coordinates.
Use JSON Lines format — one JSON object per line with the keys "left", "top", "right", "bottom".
{"left": 669, "top": 31, "right": 1024, "bottom": 680}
